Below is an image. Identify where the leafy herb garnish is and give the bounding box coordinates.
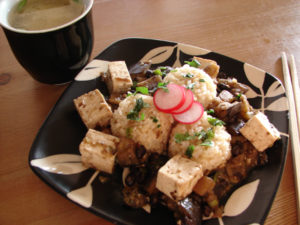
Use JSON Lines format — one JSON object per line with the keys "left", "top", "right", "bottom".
{"left": 151, "top": 116, "right": 158, "bottom": 123}
{"left": 140, "top": 112, "right": 145, "bottom": 121}
{"left": 185, "top": 145, "right": 195, "bottom": 158}
{"left": 136, "top": 86, "right": 149, "bottom": 95}
{"left": 196, "top": 128, "right": 214, "bottom": 147}
{"left": 184, "top": 59, "right": 201, "bottom": 68}
{"left": 207, "top": 117, "right": 226, "bottom": 126}
{"left": 200, "top": 139, "right": 213, "bottom": 147}
{"left": 199, "top": 79, "right": 205, "bottom": 82}
{"left": 157, "top": 82, "right": 170, "bottom": 92}
{"left": 175, "top": 128, "right": 215, "bottom": 147}
{"left": 236, "top": 93, "right": 242, "bottom": 100}
{"left": 183, "top": 73, "right": 194, "bottom": 78}
{"left": 175, "top": 132, "right": 193, "bottom": 143}
{"left": 157, "top": 124, "right": 161, "bottom": 128}
{"left": 206, "top": 109, "right": 215, "bottom": 115}
{"left": 127, "top": 86, "right": 149, "bottom": 96}
{"left": 127, "top": 98, "right": 149, "bottom": 121}
{"left": 154, "top": 67, "right": 168, "bottom": 77}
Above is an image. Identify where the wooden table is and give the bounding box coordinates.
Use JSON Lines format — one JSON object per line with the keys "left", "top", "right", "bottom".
{"left": 0, "top": 0, "right": 299, "bottom": 224}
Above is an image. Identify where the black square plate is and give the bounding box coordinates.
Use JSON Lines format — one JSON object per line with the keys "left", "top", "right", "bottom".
{"left": 29, "top": 38, "right": 289, "bottom": 225}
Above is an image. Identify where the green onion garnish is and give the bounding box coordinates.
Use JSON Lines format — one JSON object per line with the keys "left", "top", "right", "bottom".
{"left": 185, "top": 145, "right": 195, "bottom": 158}
{"left": 184, "top": 59, "right": 201, "bottom": 68}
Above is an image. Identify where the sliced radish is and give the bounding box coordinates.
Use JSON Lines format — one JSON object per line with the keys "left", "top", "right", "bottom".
{"left": 153, "top": 83, "right": 186, "bottom": 113}
{"left": 171, "top": 88, "right": 194, "bottom": 114}
{"left": 173, "top": 101, "right": 204, "bottom": 124}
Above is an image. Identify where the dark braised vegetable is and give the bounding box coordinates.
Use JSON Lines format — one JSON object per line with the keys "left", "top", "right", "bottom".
{"left": 218, "top": 90, "right": 235, "bottom": 103}
{"left": 161, "top": 194, "right": 203, "bottom": 225}
{"left": 137, "top": 75, "right": 163, "bottom": 93}
{"left": 122, "top": 186, "right": 148, "bottom": 208}
{"left": 217, "top": 78, "right": 249, "bottom": 95}
{"left": 129, "top": 61, "right": 152, "bottom": 82}
{"left": 117, "top": 137, "right": 139, "bottom": 166}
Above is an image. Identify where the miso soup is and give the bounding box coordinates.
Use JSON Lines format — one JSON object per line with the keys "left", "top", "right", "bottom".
{"left": 8, "top": 0, "right": 85, "bottom": 31}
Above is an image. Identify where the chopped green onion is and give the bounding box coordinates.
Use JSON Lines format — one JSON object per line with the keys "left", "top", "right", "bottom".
{"left": 184, "top": 59, "right": 201, "bottom": 68}
{"left": 140, "top": 112, "right": 145, "bottom": 121}
{"left": 128, "top": 86, "right": 149, "bottom": 96}
{"left": 136, "top": 86, "right": 149, "bottom": 95}
{"left": 200, "top": 139, "right": 213, "bottom": 147}
{"left": 175, "top": 132, "right": 193, "bottom": 143}
{"left": 194, "top": 130, "right": 207, "bottom": 140}
{"left": 205, "top": 128, "right": 215, "bottom": 139}
{"left": 127, "top": 98, "right": 149, "bottom": 121}
{"left": 170, "top": 69, "right": 178, "bottom": 72}
{"left": 236, "top": 93, "right": 242, "bottom": 100}
{"left": 185, "top": 145, "right": 195, "bottom": 158}
{"left": 154, "top": 67, "right": 168, "bottom": 77}
{"left": 207, "top": 117, "right": 226, "bottom": 126}
{"left": 157, "top": 124, "right": 161, "bottom": 128}
{"left": 153, "top": 68, "right": 163, "bottom": 76}
{"left": 157, "top": 82, "right": 169, "bottom": 92}
{"left": 151, "top": 116, "right": 158, "bottom": 123}
{"left": 183, "top": 73, "right": 194, "bottom": 78}
{"left": 206, "top": 109, "right": 215, "bottom": 115}
{"left": 199, "top": 79, "right": 205, "bottom": 82}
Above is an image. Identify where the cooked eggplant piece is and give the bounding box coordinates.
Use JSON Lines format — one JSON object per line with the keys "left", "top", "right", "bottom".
{"left": 225, "top": 154, "right": 247, "bottom": 184}
{"left": 129, "top": 61, "right": 152, "bottom": 82}
{"left": 227, "top": 119, "right": 245, "bottom": 136}
{"left": 117, "top": 138, "right": 149, "bottom": 166}
{"left": 217, "top": 78, "right": 249, "bottom": 95}
{"left": 137, "top": 75, "right": 163, "bottom": 92}
{"left": 177, "top": 195, "right": 203, "bottom": 225}
{"left": 214, "top": 101, "right": 241, "bottom": 122}
{"left": 161, "top": 194, "right": 203, "bottom": 225}
{"left": 192, "top": 56, "right": 220, "bottom": 79}
{"left": 218, "top": 90, "right": 235, "bottom": 102}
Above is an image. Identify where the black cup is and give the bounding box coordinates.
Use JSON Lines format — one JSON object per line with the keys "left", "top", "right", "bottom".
{"left": 0, "top": 0, "right": 94, "bottom": 84}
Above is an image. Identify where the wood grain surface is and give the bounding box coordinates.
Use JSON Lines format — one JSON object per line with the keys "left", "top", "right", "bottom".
{"left": 0, "top": 0, "right": 299, "bottom": 224}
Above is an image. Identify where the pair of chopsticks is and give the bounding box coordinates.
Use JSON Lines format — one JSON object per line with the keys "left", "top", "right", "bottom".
{"left": 281, "top": 52, "right": 300, "bottom": 224}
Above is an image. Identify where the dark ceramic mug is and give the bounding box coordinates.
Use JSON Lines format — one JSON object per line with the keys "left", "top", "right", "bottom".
{"left": 0, "top": 0, "right": 94, "bottom": 84}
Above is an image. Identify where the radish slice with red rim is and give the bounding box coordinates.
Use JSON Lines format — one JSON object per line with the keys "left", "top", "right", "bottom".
{"left": 153, "top": 83, "right": 186, "bottom": 113}
{"left": 173, "top": 101, "right": 204, "bottom": 124}
{"left": 171, "top": 88, "right": 194, "bottom": 114}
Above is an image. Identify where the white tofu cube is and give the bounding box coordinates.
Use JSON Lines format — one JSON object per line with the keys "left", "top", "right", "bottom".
{"left": 74, "top": 89, "right": 113, "bottom": 129}
{"left": 106, "top": 61, "right": 133, "bottom": 94}
{"left": 79, "top": 129, "right": 120, "bottom": 174}
{"left": 240, "top": 112, "right": 280, "bottom": 151}
{"left": 156, "top": 155, "right": 203, "bottom": 201}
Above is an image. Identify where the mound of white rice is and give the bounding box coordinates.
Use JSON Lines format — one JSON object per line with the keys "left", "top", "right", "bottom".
{"left": 168, "top": 112, "right": 231, "bottom": 172}
{"left": 163, "top": 64, "right": 217, "bottom": 108}
{"left": 110, "top": 94, "right": 174, "bottom": 154}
